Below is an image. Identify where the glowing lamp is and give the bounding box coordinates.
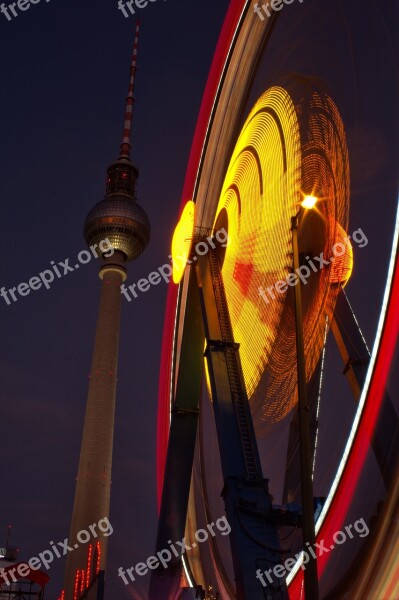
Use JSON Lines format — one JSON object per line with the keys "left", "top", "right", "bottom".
{"left": 171, "top": 200, "right": 195, "bottom": 284}
{"left": 301, "top": 195, "right": 318, "bottom": 209}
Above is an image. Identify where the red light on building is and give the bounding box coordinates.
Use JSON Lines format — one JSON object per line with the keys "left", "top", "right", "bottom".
{"left": 86, "top": 544, "right": 93, "bottom": 588}
{"left": 96, "top": 542, "right": 101, "bottom": 574}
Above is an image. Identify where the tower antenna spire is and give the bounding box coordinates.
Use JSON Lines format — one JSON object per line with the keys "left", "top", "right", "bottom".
{"left": 119, "top": 20, "right": 140, "bottom": 159}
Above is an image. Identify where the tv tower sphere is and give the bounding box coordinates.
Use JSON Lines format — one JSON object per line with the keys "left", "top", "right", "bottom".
{"left": 84, "top": 157, "right": 150, "bottom": 261}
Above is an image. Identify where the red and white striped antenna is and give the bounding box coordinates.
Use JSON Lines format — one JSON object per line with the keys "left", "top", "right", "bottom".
{"left": 119, "top": 20, "right": 140, "bottom": 159}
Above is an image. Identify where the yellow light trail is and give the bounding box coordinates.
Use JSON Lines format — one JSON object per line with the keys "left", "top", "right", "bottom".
{"left": 211, "top": 86, "right": 351, "bottom": 424}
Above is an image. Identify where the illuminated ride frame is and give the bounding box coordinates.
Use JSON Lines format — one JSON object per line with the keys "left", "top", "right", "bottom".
{"left": 151, "top": 1, "right": 399, "bottom": 599}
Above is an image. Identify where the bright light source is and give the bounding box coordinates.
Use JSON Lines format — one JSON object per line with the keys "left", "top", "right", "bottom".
{"left": 301, "top": 195, "right": 318, "bottom": 209}
{"left": 171, "top": 200, "right": 195, "bottom": 284}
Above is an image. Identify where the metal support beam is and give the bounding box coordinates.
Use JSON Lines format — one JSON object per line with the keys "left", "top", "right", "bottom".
{"left": 149, "top": 268, "right": 205, "bottom": 599}
{"left": 291, "top": 215, "right": 319, "bottom": 600}
{"left": 332, "top": 290, "right": 399, "bottom": 488}
{"left": 196, "top": 245, "right": 289, "bottom": 600}
{"left": 283, "top": 358, "right": 322, "bottom": 505}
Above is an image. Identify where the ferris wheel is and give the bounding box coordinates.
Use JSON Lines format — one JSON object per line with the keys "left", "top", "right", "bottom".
{"left": 151, "top": 1, "right": 399, "bottom": 598}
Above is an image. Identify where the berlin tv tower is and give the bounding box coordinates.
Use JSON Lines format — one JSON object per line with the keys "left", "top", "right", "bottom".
{"left": 62, "top": 21, "right": 150, "bottom": 600}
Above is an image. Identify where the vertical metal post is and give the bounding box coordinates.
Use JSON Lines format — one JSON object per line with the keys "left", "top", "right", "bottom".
{"left": 291, "top": 214, "right": 319, "bottom": 600}
{"left": 95, "top": 571, "right": 105, "bottom": 600}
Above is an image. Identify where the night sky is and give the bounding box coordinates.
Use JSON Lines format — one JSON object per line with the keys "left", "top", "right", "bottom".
{"left": 1, "top": 1, "right": 399, "bottom": 599}
{"left": 0, "top": 1, "right": 229, "bottom": 598}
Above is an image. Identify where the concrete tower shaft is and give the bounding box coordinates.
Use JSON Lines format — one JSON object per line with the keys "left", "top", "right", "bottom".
{"left": 64, "top": 257, "right": 125, "bottom": 599}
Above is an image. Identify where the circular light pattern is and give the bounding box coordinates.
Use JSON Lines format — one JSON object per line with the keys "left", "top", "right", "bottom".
{"left": 212, "top": 86, "right": 350, "bottom": 424}
{"left": 171, "top": 200, "right": 195, "bottom": 284}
